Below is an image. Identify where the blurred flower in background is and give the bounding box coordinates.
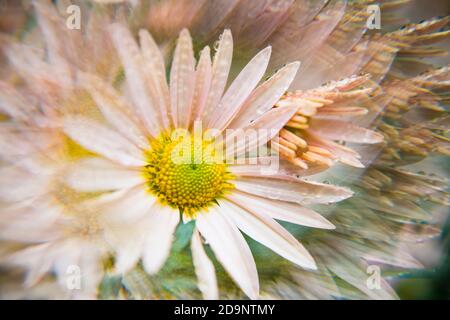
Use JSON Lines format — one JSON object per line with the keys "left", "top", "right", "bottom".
{"left": 0, "top": 0, "right": 448, "bottom": 299}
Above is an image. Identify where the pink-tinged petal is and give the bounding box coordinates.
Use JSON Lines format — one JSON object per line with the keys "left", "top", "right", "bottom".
{"left": 229, "top": 158, "right": 328, "bottom": 178}
{"left": 78, "top": 72, "right": 149, "bottom": 150}
{"left": 224, "top": 105, "right": 298, "bottom": 159}
{"left": 265, "top": 0, "right": 327, "bottom": 53}
{"left": 193, "top": 0, "right": 240, "bottom": 37}
{"left": 227, "top": 191, "right": 335, "bottom": 229}
{"left": 305, "top": 132, "right": 364, "bottom": 168}
{"left": 139, "top": 29, "right": 171, "bottom": 129}
{"left": 66, "top": 158, "right": 144, "bottom": 192}
{"left": 234, "top": 176, "right": 353, "bottom": 205}
{"left": 196, "top": 206, "right": 259, "bottom": 299}
{"left": 142, "top": 203, "right": 180, "bottom": 274}
{"left": 63, "top": 116, "right": 146, "bottom": 167}
{"left": 208, "top": 46, "right": 272, "bottom": 131}
{"left": 308, "top": 119, "right": 384, "bottom": 144}
{"left": 109, "top": 23, "right": 161, "bottom": 136}
{"left": 316, "top": 107, "right": 369, "bottom": 117}
{"left": 229, "top": 61, "right": 300, "bottom": 129}
{"left": 202, "top": 30, "right": 233, "bottom": 124}
{"left": 219, "top": 199, "right": 317, "bottom": 270}
{"left": 235, "top": 1, "right": 293, "bottom": 47}
{"left": 279, "top": 1, "right": 347, "bottom": 90}
{"left": 270, "top": 0, "right": 344, "bottom": 74}
{"left": 228, "top": 157, "right": 282, "bottom": 176}
{"left": 297, "top": 46, "right": 368, "bottom": 91}
{"left": 191, "top": 228, "right": 219, "bottom": 300}
{"left": 191, "top": 46, "right": 212, "bottom": 124}
{"left": 170, "top": 29, "right": 196, "bottom": 129}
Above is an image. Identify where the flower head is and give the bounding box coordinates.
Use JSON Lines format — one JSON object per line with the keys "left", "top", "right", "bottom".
{"left": 60, "top": 23, "right": 356, "bottom": 299}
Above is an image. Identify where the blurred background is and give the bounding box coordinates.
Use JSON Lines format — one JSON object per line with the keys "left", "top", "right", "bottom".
{"left": 386, "top": 0, "right": 449, "bottom": 299}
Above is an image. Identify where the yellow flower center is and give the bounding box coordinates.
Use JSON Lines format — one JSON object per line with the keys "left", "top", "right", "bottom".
{"left": 144, "top": 131, "right": 234, "bottom": 216}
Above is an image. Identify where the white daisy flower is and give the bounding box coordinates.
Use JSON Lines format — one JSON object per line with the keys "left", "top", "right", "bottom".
{"left": 62, "top": 24, "right": 353, "bottom": 299}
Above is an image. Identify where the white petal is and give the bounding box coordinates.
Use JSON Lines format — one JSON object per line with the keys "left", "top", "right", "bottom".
{"left": 77, "top": 244, "right": 104, "bottom": 295}
{"left": 66, "top": 157, "right": 144, "bottom": 192}
{"left": 229, "top": 61, "right": 300, "bottom": 129}
{"left": 99, "top": 185, "right": 157, "bottom": 223}
{"left": 78, "top": 72, "right": 149, "bottom": 150}
{"left": 170, "top": 29, "right": 196, "bottom": 129}
{"left": 52, "top": 241, "right": 85, "bottom": 287}
{"left": 0, "top": 165, "right": 50, "bottom": 202}
{"left": 196, "top": 206, "right": 259, "bottom": 299}
{"left": 110, "top": 23, "right": 162, "bottom": 136}
{"left": 52, "top": 240, "right": 103, "bottom": 296}
{"left": 227, "top": 191, "right": 335, "bottom": 229}
{"left": 207, "top": 46, "right": 272, "bottom": 131}
{"left": 63, "top": 116, "right": 146, "bottom": 167}
{"left": 102, "top": 199, "right": 149, "bottom": 276}
{"left": 0, "top": 202, "right": 62, "bottom": 243}
{"left": 201, "top": 30, "right": 233, "bottom": 124}
{"left": 139, "top": 29, "right": 171, "bottom": 129}
{"left": 191, "top": 228, "right": 219, "bottom": 300}
{"left": 219, "top": 199, "right": 317, "bottom": 270}
{"left": 234, "top": 176, "right": 353, "bottom": 205}
{"left": 106, "top": 223, "right": 146, "bottom": 274}
{"left": 142, "top": 203, "right": 180, "bottom": 274}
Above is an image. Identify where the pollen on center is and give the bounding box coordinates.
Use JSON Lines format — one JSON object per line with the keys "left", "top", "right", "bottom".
{"left": 143, "top": 131, "right": 234, "bottom": 217}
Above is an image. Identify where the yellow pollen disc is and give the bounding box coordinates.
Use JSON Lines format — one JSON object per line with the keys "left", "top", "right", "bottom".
{"left": 144, "top": 132, "right": 234, "bottom": 217}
